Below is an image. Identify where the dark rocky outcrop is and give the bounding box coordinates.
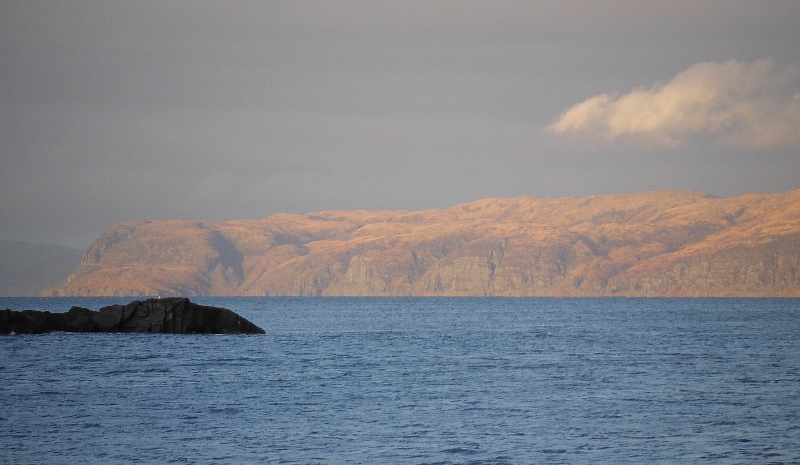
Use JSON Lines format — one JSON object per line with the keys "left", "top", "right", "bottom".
{"left": 0, "top": 297, "right": 265, "bottom": 335}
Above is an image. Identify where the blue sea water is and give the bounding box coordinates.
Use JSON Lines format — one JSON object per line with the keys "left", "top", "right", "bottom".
{"left": 1, "top": 297, "right": 799, "bottom": 464}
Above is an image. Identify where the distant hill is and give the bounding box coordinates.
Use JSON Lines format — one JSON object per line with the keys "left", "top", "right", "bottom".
{"left": 45, "top": 190, "right": 800, "bottom": 297}
{"left": 0, "top": 241, "right": 84, "bottom": 296}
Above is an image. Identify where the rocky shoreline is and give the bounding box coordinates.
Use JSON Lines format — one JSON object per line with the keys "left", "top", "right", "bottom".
{"left": 0, "top": 297, "right": 265, "bottom": 335}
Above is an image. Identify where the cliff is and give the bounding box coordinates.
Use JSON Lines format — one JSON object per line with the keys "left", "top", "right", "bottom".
{"left": 45, "top": 190, "right": 800, "bottom": 297}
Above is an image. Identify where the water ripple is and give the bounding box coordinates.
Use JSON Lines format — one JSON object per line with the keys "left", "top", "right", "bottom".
{"left": 1, "top": 297, "right": 799, "bottom": 464}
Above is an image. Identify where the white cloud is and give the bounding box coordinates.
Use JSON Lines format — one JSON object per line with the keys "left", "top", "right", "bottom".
{"left": 546, "top": 59, "right": 800, "bottom": 148}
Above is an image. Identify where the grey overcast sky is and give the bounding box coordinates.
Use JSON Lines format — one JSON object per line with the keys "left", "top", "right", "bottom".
{"left": 2, "top": 1, "right": 799, "bottom": 248}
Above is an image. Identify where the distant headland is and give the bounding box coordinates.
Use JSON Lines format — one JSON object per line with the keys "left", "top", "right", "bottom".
{"left": 35, "top": 189, "right": 800, "bottom": 297}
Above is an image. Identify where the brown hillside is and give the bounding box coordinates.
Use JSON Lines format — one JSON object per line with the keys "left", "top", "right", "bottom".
{"left": 45, "top": 190, "right": 800, "bottom": 297}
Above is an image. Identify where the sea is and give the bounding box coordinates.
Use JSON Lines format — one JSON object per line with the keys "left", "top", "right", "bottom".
{"left": 1, "top": 297, "right": 799, "bottom": 464}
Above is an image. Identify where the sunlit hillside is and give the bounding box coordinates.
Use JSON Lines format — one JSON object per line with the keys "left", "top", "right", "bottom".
{"left": 46, "top": 190, "right": 800, "bottom": 297}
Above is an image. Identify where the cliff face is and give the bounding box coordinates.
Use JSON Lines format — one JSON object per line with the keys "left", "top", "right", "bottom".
{"left": 45, "top": 190, "right": 800, "bottom": 297}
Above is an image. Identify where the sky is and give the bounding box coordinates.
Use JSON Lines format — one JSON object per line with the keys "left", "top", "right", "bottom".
{"left": 1, "top": 1, "right": 799, "bottom": 249}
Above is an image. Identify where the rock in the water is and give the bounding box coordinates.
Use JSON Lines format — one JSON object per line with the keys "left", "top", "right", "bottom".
{"left": 0, "top": 297, "right": 265, "bottom": 335}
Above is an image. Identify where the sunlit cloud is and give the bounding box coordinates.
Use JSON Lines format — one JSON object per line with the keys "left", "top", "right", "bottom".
{"left": 546, "top": 59, "right": 800, "bottom": 148}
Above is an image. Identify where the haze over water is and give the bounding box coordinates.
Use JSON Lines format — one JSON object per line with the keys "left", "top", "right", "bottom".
{"left": 2, "top": 297, "right": 799, "bottom": 464}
